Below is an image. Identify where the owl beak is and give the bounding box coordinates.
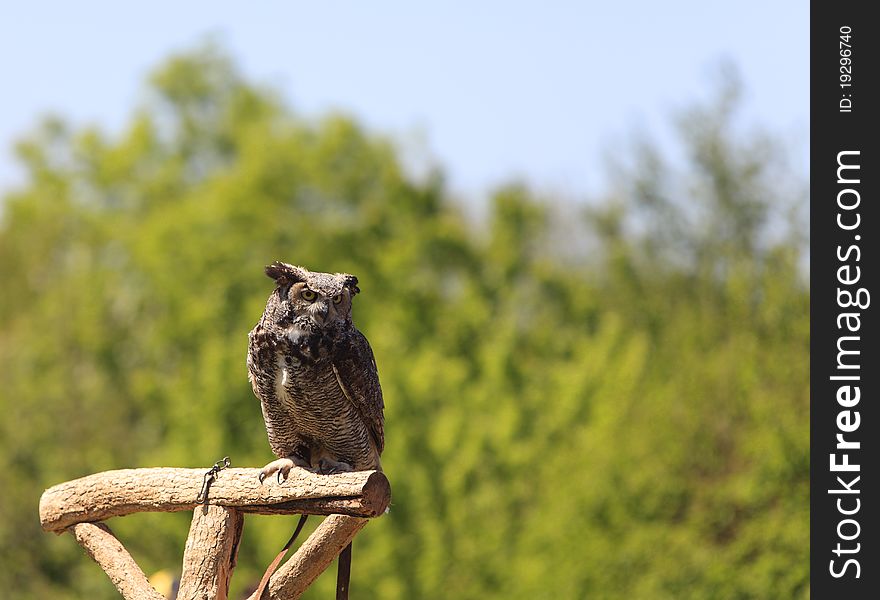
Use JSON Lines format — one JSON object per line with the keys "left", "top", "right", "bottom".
{"left": 312, "top": 302, "right": 330, "bottom": 326}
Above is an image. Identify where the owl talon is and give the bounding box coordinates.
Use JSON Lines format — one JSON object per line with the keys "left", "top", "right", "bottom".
{"left": 317, "top": 458, "right": 353, "bottom": 475}
{"left": 259, "top": 457, "right": 298, "bottom": 484}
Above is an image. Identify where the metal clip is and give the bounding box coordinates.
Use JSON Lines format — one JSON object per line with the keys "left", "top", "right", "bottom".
{"left": 197, "top": 456, "right": 231, "bottom": 510}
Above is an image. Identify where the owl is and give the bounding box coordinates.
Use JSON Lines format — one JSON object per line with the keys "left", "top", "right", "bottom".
{"left": 247, "top": 262, "right": 384, "bottom": 482}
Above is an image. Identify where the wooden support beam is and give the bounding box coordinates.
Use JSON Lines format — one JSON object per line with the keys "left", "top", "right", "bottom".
{"left": 39, "top": 468, "right": 391, "bottom": 532}
{"left": 177, "top": 505, "right": 244, "bottom": 600}
{"left": 70, "top": 521, "right": 165, "bottom": 600}
{"left": 245, "top": 515, "right": 368, "bottom": 600}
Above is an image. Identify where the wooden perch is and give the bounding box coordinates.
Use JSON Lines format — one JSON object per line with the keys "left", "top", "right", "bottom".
{"left": 40, "top": 466, "right": 390, "bottom": 600}
{"left": 39, "top": 467, "right": 391, "bottom": 532}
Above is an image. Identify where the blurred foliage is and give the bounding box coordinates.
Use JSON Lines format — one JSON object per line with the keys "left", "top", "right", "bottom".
{"left": 0, "top": 45, "right": 807, "bottom": 599}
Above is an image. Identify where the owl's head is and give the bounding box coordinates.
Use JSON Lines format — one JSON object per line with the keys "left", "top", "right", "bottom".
{"left": 264, "top": 261, "right": 360, "bottom": 331}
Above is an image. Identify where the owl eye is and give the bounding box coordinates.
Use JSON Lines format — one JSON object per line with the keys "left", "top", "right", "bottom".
{"left": 332, "top": 294, "right": 343, "bottom": 305}
{"left": 301, "top": 289, "right": 317, "bottom": 301}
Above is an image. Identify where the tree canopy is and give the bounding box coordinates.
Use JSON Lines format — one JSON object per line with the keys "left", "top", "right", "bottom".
{"left": 0, "top": 45, "right": 808, "bottom": 599}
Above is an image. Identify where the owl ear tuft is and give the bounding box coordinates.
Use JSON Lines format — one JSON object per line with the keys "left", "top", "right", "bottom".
{"left": 265, "top": 262, "right": 307, "bottom": 285}
{"left": 342, "top": 274, "right": 360, "bottom": 296}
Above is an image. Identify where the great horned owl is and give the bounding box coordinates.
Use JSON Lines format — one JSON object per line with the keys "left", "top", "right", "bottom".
{"left": 247, "top": 262, "right": 384, "bottom": 482}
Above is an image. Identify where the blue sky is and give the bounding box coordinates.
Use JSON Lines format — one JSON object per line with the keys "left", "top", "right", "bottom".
{"left": 0, "top": 1, "right": 808, "bottom": 201}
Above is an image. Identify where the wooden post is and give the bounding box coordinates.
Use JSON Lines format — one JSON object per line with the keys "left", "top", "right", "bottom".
{"left": 177, "top": 506, "right": 244, "bottom": 600}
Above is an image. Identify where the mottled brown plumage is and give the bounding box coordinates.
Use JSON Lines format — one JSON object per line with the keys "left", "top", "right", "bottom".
{"left": 247, "top": 262, "right": 384, "bottom": 482}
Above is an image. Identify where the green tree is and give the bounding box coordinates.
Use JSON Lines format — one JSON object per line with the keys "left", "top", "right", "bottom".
{"left": 0, "top": 46, "right": 807, "bottom": 599}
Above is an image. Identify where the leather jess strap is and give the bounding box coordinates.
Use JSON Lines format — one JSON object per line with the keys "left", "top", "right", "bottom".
{"left": 254, "top": 514, "right": 309, "bottom": 600}
{"left": 253, "top": 515, "right": 353, "bottom": 600}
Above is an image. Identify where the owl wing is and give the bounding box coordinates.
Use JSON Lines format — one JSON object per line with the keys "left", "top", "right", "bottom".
{"left": 247, "top": 325, "right": 275, "bottom": 403}
{"left": 332, "top": 329, "right": 385, "bottom": 455}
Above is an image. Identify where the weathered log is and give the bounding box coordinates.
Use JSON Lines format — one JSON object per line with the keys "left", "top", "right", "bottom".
{"left": 246, "top": 515, "right": 368, "bottom": 600}
{"left": 177, "top": 505, "right": 244, "bottom": 600}
{"left": 40, "top": 468, "right": 391, "bottom": 532}
{"left": 70, "top": 521, "right": 165, "bottom": 600}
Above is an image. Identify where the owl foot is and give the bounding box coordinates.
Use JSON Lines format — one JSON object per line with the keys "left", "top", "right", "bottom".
{"left": 259, "top": 456, "right": 311, "bottom": 484}
{"left": 317, "top": 458, "right": 353, "bottom": 475}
